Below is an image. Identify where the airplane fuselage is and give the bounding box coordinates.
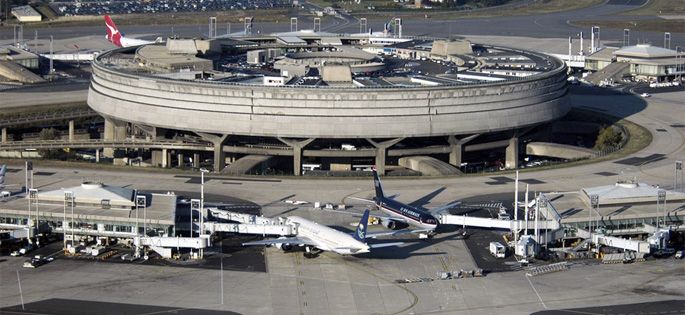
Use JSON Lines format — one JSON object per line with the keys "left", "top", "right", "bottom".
{"left": 287, "top": 216, "right": 370, "bottom": 255}
{"left": 376, "top": 197, "right": 439, "bottom": 230}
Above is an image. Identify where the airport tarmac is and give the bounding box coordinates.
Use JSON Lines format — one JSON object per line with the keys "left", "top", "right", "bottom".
{"left": 1, "top": 229, "right": 683, "bottom": 314}
{"left": 1, "top": 1, "right": 685, "bottom": 311}
{"left": 1, "top": 86, "right": 684, "bottom": 314}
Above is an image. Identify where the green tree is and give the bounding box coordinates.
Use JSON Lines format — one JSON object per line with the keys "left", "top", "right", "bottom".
{"left": 594, "top": 125, "right": 623, "bottom": 151}
{"left": 37, "top": 127, "right": 62, "bottom": 159}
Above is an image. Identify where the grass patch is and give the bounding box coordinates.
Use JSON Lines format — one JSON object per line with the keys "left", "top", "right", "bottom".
{"left": 622, "top": 0, "right": 685, "bottom": 16}
{"left": 493, "top": 109, "right": 653, "bottom": 176}
{"left": 571, "top": 19, "right": 685, "bottom": 33}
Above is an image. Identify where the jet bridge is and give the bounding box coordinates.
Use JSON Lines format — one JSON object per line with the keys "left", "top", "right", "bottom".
{"left": 132, "top": 207, "right": 296, "bottom": 258}
{"left": 204, "top": 207, "right": 295, "bottom": 236}
{"left": 438, "top": 194, "right": 561, "bottom": 231}
{"left": 438, "top": 215, "right": 560, "bottom": 230}
{"left": 593, "top": 234, "right": 650, "bottom": 253}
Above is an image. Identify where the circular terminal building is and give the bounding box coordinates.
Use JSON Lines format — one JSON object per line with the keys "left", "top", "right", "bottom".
{"left": 88, "top": 32, "right": 569, "bottom": 175}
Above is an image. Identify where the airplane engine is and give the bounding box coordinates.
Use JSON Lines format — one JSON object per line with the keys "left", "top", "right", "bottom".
{"left": 275, "top": 237, "right": 292, "bottom": 251}
{"left": 383, "top": 219, "right": 398, "bottom": 230}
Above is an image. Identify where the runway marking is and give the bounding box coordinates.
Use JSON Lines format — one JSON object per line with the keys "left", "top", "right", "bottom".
{"left": 525, "top": 275, "right": 548, "bottom": 309}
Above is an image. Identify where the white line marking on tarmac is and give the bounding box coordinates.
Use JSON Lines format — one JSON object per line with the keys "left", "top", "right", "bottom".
{"left": 525, "top": 274, "right": 548, "bottom": 310}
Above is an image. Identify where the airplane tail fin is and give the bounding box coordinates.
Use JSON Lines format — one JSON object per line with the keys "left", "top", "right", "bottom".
{"left": 0, "top": 164, "right": 6, "bottom": 186}
{"left": 104, "top": 15, "right": 122, "bottom": 47}
{"left": 372, "top": 167, "right": 384, "bottom": 199}
{"left": 353, "top": 209, "right": 370, "bottom": 242}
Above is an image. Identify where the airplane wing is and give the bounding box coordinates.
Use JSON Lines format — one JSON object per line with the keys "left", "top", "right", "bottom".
{"left": 242, "top": 237, "right": 316, "bottom": 247}
{"left": 368, "top": 242, "right": 404, "bottom": 249}
{"left": 324, "top": 209, "right": 408, "bottom": 224}
{"left": 322, "top": 208, "right": 364, "bottom": 217}
{"left": 364, "top": 228, "right": 433, "bottom": 239}
{"left": 427, "top": 201, "right": 462, "bottom": 216}
{"left": 346, "top": 196, "right": 375, "bottom": 203}
{"left": 372, "top": 214, "right": 407, "bottom": 223}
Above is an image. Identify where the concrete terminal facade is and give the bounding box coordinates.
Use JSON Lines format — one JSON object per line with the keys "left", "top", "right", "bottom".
{"left": 87, "top": 35, "right": 570, "bottom": 175}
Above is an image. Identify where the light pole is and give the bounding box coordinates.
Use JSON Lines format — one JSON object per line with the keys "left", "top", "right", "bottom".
{"left": 590, "top": 194, "right": 599, "bottom": 233}
{"left": 70, "top": 192, "right": 75, "bottom": 245}
{"left": 136, "top": 195, "right": 146, "bottom": 258}
{"left": 200, "top": 168, "right": 209, "bottom": 259}
{"left": 49, "top": 35, "right": 54, "bottom": 75}
{"left": 657, "top": 189, "right": 666, "bottom": 228}
{"left": 675, "top": 160, "right": 683, "bottom": 192}
{"left": 28, "top": 189, "right": 38, "bottom": 238}
{"left": 64, "top": 191, "right": 73, "bottom": 250}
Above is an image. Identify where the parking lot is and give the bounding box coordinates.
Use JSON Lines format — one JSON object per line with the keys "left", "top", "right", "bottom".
{"left": 52, "top": 0, "right": 292, "bottom": 16}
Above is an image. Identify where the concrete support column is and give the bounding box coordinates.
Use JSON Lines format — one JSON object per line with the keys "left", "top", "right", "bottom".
{"left": 505, "top": 137, "right": 520, "bottom": 169}
{"left": 213, "top": 146, "right": 225, "bottom": 172}
{"left": 196, "top": 132, "right": 229, "bottom": 172}
{"left": 366, "top": 137, "right": 404, "bottom": 175}
{"left": 193, "top": 153, "right": 200, "bottom": 168}
{"left": 177, "top": 153, "right": 184, "bottom": 167}
{"left": 103, "top": 118, "right": 115, "bottom": 158}
{"left": 278, "top": 137, "right": 315, "bottom": 176}
{"left": 68, "top": 120, "right": 74, "bottom": 142}
{"left": 151, "top": 150, "right": 163, "bottom": 167}
{"left": 447, "top": 134, "right": 480, "bottom": 167}
{"left": 103, "top": 117, "right": 127, "bottom": 158}
{"left": 1, "top": 127, "right": 7, "bottom": 144}
{"left": 95, "top": 149, "right": 100, "bottom": 162}
{"left": 161, "top": 149, "right": 168, "bottom": 168}
{"left": 114, "top": 124, "right": 127, "bottom": 141}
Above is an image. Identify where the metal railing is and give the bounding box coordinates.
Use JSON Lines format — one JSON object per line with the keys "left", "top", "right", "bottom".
{"left": 0, "top": 139, "right": 212, "bottom": 151}
{"left": 93, "top": 43, "right": 568, "bottom": 91}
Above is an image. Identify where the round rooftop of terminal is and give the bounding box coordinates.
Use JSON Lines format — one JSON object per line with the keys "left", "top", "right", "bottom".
{"left": 89, "top": 32, "right": 569, "bottom": 139}
{"left": 88, "top": 31, "right": 570, "bottom": 174}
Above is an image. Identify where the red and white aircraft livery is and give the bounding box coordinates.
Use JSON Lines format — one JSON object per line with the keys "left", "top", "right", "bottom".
{"left": 104, "top": 15, "right": 155, "bottom": 47}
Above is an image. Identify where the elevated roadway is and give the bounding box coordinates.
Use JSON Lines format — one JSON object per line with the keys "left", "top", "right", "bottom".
{"left": 0, "top": 107, "right": 97, "bottom": 128}
{"left": 0, "top": 139, "right": 212, "bottom": 151}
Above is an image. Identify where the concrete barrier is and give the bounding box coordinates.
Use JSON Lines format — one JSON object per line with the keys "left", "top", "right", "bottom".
{"left": 526, "top": 142, "right": 597, "bottom": 160}
{"left": 398, "top": 156, "right": 461, "bottom": 175}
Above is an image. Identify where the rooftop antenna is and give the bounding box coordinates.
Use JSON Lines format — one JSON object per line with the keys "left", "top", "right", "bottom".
{"left": 514, "top": 170, "right": 519, "bottom": 244}
{"left": 579, "top": 31, "right": 584, "bottom": 55}
{"left": 209, "top": 17, "right": 217, "bottom": 39}
{"left": 244, "top": 17, "right": 253, "bottom": 35}
{"left": 313, "top": 17, "right": 321, "bottom": 33}
{"left": 664, "top": 32, "right": 671, "bottom": 50}
{"left": 623, "top": 29, "right": 630, "bottom": 47}
{"left": 290, "top": 17, "right": 298, "bottom": 32}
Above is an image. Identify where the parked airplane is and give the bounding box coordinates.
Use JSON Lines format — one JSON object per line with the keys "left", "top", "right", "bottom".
{"left": 0, "top": 165, "right": 12, "bottom": 190}
{"left": 347, "top": 168, "right": 461, "bottom": 235}
{"left": 104, "top": 15, "right": 157, "bottom": 47}
{"left": 0, "top": 164, "right": 18, "bottom": 195}
{"left": 242, "top": 209, "right": 402, "bottom": 258}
